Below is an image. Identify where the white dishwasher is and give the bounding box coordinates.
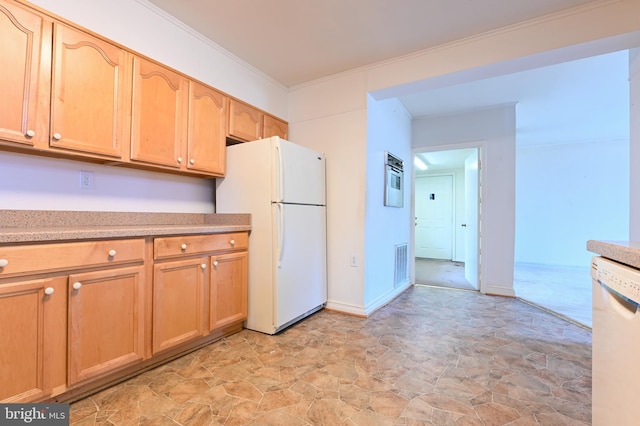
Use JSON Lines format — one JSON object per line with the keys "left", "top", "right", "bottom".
{"left": 591, "top": 256, "right": 640, "bottom": 426}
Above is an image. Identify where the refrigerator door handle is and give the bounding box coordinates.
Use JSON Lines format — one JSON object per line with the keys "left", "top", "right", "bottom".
{"left": 275, "top": 141, "right": 284, "bottom": 202}
{"left": 276, "top": 202, "right": 284, "bottom": 267}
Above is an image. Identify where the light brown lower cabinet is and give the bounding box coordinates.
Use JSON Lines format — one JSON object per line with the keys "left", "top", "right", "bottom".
{"left": 210, "top": 251, "right": 248, "bottom": 330}
{"left": 0, "top": 231, "right": 248, "bottom": 403}
{"left": 0, "top": 276, "right": 66, "bottom": 402}
{"left": 152, "top": 257, "right": 208, "bottom": 354}
{"left": 67, "top": 266, "right": 146, "bottom": 385}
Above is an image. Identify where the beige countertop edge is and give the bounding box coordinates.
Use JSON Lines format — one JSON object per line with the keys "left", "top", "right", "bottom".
{"left": 0, "top": 224, "right": 251, "bottom": 244}
{"left": 587, "top": 240, "right": 640, "bottom": 269}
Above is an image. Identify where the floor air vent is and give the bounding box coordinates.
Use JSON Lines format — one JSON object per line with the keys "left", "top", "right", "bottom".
{"left": 394, "top": 243, "right": 408, "bottom": 287}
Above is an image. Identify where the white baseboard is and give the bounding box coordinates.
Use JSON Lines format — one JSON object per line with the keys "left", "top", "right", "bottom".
{"left": 483, "top": 283, "right": 516, "bottom": 297}
{"left": 326, "top": 280, "right": 412, "bottom": 317}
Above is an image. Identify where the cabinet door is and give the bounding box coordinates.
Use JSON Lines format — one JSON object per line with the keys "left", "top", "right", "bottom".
{"left": 0, "top": 277, "right": 65, "bottom": 402}
{"left": 67, "top": 266, "right": 145, "bottom": 385}
{"left": 262, "top": 115, "right": 288, "bottom": 140}
{"left": 0, "top": 1, "right": 50, "bottom": 147}
{"left": 210, "top": 251, "right": 248, "bottom": 330}
{"left": 131, "top": 57, "right": 187, "bottom": 168}
{"left": 50, "top": 23, "right": 130, "bottom": 158}
{"left": 153, "top": 258, "right": 208, "bottom": 354}
{"left": 227, "top": 99, "right": 262, "bottom": 142}
{"left": 187, "top": 82, "right": 226, "bottom": 175}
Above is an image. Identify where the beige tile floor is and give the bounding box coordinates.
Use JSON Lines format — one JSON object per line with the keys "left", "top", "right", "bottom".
{"left": 415, "top": 258, "right": 592, "bottom": 328}
{"left": 70, "top": 285, "right": 591, "bottom": 425}
{"left": 513, "top": 263, "right": 591, "bottom": 329}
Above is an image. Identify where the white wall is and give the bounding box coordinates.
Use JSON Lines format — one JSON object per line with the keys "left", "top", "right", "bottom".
{"left": 515, "top": 139, "right": 629, "bottom": 267}
{"left": 288, "top": 73, "right": 368, "bottom": 314}
{"left": 1, "top": 0, "right": 288, "bottom": 213}
{"left": 0, "top": 152, "right": 213, "bottom": 212}
{"left": 363, "top": 96, "right": 412, "bottom": 311}
{"left": 631, "top": 49, "right": 640, "bottom": 240}
{"left": 413, "top": 106, "right": 516, "bottom": 296}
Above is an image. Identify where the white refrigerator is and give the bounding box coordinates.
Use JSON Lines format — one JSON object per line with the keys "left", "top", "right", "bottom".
{"left": 216, "top": 136, "right": 327, "bottom": 334}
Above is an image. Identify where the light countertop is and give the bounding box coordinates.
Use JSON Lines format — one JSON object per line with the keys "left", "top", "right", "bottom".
{"left": 0, "top": 210, "right": 250, "bottom": 244}
{"left": 587, "top": 240, "right": 640, "bottom": 269}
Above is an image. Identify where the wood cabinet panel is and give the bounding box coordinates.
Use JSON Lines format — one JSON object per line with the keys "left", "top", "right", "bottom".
{"left": 263, "top": 114, "right": 288, "bottom": 140}
{"left": 0, "top": 238, "right": 145, "bottom": 278}
{"left": 210, "top": 251, "right": 248, "bottom": 330}
{"left": 130, "top": 57, "right": 187, "bottom": 168}
{"left": 152, "top": 258, "right": 207, "bottom": 354}
{"left": 67, "top": 265, "right": 146, "bottom": 384}
{"left": 154, "top": 232, "right": 248, "bottom": 259}
{"left": 187, "top": 82, "right": 226, "bottom": 175}
{"left": 0, "top": 0, "right": 51, "bottom": 148}
{"left": 0, "top": 276, "right": 65, "bottom": 402}
{"left": 228, "top": 98, "right": 262, "bottom": 142}
{"left": 50, "top": 23, "right": 130, "bottom": 158}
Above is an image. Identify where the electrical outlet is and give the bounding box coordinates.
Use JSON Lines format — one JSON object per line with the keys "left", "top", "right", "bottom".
{"left": 80, "top": 171, "right": 94, "bottom": 189}
{"left": 350, "top": 255, "right": 358, "bottom": 267}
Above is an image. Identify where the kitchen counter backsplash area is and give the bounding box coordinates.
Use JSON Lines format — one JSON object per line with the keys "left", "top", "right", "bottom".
{"left": 587, "top": 240, "right": 640, "bottom": 269}
{"left": 0, "top": 210, "right": 251, "bottom": 243}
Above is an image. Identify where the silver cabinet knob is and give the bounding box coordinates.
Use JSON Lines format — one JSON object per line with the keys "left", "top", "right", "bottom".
{"left": 229, "top": 239, "right": 235, "bottom": 246}
{"left": 201, "top": 263, "right": 207, "bottom": 269}
{"left": 45, "top": 287, "right": 55, "bottom": 295}
{"left": 52, "top": 133, "right": 62, "bottom": 141}
{"left": 181, "top": 243, "right": 187, "bottom": 250}
{"left": 108, "top": 249, "right": 116, "bottom": 257}
{"left": 213, "top": 260, "right": 219, "bottom": 267}
{"left": 72, "top": 282, "right": 82, "bottom": 290}
{"left": 0, "top": 259, "right": 8, "bottom": 268}
{"left": 189, "top": 158, "right": 195, "bottom": 165}
{"left": 26, "top": 129, "right": 35, "bottom": 137}
{"left": 177, "top": 157, "right": 183, "bottom": 164}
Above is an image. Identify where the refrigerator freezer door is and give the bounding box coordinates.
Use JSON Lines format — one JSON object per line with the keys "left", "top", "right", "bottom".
{"left": 273, "top": 203, "right": 327, "bottom": 330}
{"left": 273, "top": 137, "right": 326, "bottom": 205}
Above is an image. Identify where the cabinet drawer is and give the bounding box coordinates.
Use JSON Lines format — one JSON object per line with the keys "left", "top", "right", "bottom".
{"left": 154, "top": 232, "right": 248, "bottom": 259}
{"left": 0, "top": 239, "right": 145, "bottom": 278}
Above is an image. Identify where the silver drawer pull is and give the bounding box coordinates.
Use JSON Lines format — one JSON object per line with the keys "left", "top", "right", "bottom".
{"left": 0, "top": 259, "right": 8, "bottom": 268}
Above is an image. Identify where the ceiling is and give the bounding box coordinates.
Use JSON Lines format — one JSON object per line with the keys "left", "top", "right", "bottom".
{"left": 147, "top": 0, "right": 601, "bottom": 88}
{"left": 146, "top": 0, "right": 630, "bottom": 155}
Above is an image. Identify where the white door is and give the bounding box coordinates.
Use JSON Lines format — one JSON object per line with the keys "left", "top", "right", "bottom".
{"left": 415, "top": 175, "right": 453, "bottom": 259}
{"left": 464, "top": 150, "right": 479, "bottom": 289}
{"left": 273, "top": 203, "right": 327, "bottom": 329}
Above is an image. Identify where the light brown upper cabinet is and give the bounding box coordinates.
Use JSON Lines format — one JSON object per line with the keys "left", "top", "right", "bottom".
{"left": 227, "top": 98, "right": 262, "bottom": 142}
{"left": 0, "top": 0, "right": 51, "bottom": 148}
{"left": 130, "top": 56, "right": 187, "bottom": 169}
{"left": 0, "top": 0, "right": 284, "bottom": 177}
{"left": 263, "top": 114, "right": 288, "bottom": 140}
{"left": 50, "top": 23, "right": 131, "bottom": 159}
{"left": 187, "top": 82, "right": 226, "bottom": 175}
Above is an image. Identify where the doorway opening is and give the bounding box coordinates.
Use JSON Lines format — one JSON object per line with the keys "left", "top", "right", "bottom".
{"left": 413, "top": 146, "right": 481, "bottom": 292}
